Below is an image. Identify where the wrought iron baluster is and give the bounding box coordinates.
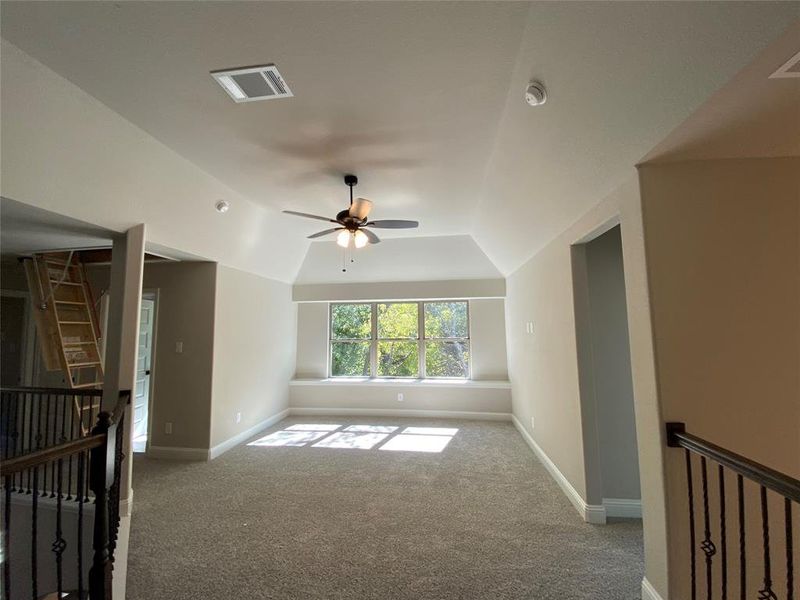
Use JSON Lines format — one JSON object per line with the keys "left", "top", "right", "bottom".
{"left": 737, "top": 474, "right": 746, "bottom": 600}
{"left": 25, "top": 393, "right": 32, "bottom": 494}
{"left": 31, "top": 466, "right": 39, "bottom": 600}
{"left": 700, "top": 456, "right": 716, "bottom": 599}
{"left": 3, "top": 475, "right": 11, "bottom": 600}
{"left": 758, "top": 485, "right": 776, "bottom": 600}
{"left": 718, "top": 465, "right": 728, "bottom": 600}
{"left": 77, "top": 451, "right": 85, "bottom": 600}
{"left": 81, "top": 397, "right": 90, "bottom": 502}
{"left": 10, "top": 396, "right": 20, "bottom": 491}
{"left": 67, "top": 394, "right": 75, "bottom": 500}
{"left": 2, "top": 392, "right": 9, "bottom": 460}
{"left": 42, "top": 393, "right": 51, "bottom": 497}
{"left": 54, "top": 457, "right": 66, "bottom": 597}
{"left": 59, "top": 394, "right": 67, "bottom": 499}
{"left": 687, "top": 449, "right": 698, "bottom": 600}
{"left": 786, "top": 498, "right": 794, "bottom": 600}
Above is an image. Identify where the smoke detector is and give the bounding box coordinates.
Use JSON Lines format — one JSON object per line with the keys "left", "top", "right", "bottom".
{"left": 211, "top": 64, "right": 293, "bottom": 103}
{"left": 525, "top": 81, "right": 547, "bottom": 106}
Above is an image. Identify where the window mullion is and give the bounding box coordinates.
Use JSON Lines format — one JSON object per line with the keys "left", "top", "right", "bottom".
{"left": 419, "top": 301, "right": 425, "bottom": 379}
{"left": 370, "top": 302, "right": 377, "bottom": 377}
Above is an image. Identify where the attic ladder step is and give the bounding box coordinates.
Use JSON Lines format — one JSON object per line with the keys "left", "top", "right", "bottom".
{"left": 23, "top": 251, "right": 104, "bottom": 399}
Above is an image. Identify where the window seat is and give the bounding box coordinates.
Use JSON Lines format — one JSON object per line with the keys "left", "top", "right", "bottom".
{"left": 290, "top": 378, "right": 511, "bottom": 390}
{"left": 288, "top": 378, "right": 512, "bottom": 419}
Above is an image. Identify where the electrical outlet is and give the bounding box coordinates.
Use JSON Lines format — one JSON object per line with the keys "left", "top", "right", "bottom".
{"left": 165, "top": 422, "right": 173, "bottom": 435}
{"left": 530, "top": 416, "right": 535, "bottom": 430}
{"left": 236, "top": 412, "right": 242, "bottom": 424}
{"left": 397, "top": 393, "right": 404, "bottom": 402}
{"left": 175, "top": 341, "right": 183, "bottom": 354}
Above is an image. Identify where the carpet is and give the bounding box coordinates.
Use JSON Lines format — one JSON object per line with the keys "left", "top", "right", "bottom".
{"left": 126, "top": 417, "right": 644, "bottom": 599}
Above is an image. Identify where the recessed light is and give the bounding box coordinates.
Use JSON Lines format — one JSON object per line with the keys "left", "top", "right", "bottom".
{"left": 215, "top": 200, "right": 230, "bottom": 213}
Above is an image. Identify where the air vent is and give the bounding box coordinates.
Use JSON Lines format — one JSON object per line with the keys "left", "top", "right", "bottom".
{"left": 769, "top": 50, "right": 800, "bottom": 79}
{"left": 211, "top": 65, "right": 293, "bottom": 102}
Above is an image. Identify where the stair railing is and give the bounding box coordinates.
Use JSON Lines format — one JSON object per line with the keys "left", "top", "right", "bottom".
{"left": 666, "top": 422, "right": 799, "bottom": 600}
{"left": 1, "top": 388, "right": 130, "bottom": 600}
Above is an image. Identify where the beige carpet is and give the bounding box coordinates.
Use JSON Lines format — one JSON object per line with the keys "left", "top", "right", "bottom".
{"left": 127, "top": 417, "right": 644, "bottom": 599}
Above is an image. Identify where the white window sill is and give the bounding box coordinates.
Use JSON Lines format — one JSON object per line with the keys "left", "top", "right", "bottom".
{"left": 290, "top": 378, "right": 511, "bottom": 390}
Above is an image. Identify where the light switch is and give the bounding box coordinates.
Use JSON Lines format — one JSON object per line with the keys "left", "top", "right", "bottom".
{"left": 175, "top": 341, "right": 183, "bottom": 353}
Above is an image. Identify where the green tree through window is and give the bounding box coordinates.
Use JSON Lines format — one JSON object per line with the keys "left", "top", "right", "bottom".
{"left": 329, "top": 301, "right": 469, "bottom": 378}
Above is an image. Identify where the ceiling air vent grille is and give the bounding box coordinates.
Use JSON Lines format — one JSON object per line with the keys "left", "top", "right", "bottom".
{"left": 211, "top": 65, "right": 293, "bottom": 102}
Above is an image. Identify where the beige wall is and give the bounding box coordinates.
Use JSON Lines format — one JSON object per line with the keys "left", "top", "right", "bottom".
{"left": 295, "top": 303, "right": 328, "bottom": 379}
{"left": 88, "top": 261, "right": 217, "bottom": 450}
{"left": 505, "top": 176, "right": 668, "bottom": 595}
{"left": 468, "top": 299, "right": 508, "bottom": 381}
{"left": 293, "top": 279, "right": 505, "bottom": 302}
{"left": 639, "top": 156, "right": 800, "bottom": 598}
{"left": 210, "top": 265, "right": 296, "bottom": 448}
{"left": 294, "top": 299, "right": 508, "bottom": 382}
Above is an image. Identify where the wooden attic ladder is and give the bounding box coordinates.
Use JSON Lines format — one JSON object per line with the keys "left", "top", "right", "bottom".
{"left": 23, "top": 252, "right": 104, "bottom": 431}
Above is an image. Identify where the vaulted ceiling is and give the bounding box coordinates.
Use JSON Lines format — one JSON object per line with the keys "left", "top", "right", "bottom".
{"left": 1, "top": 2, "right": 796, "bottom": 281}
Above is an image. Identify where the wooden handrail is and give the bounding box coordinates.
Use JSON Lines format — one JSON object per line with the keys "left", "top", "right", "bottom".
{"left": 0, "top": 434, "right": 105, "bottom": 475}
{"left": 666, "top": 422, "right": 800, "bottom": 503}
{"left": 0, "top": 385, "right": 103, "bottom": 396}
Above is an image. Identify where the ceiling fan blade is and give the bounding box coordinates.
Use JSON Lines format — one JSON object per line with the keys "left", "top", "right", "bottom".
{"left": 361, "top": 228, "right": 381, "bottom": 244}
{"left": 365, "top": 219, "right": 419, "bottom": 229}
{"left": 307, "top": 227, "right": 343, "bottom": 239}
{"left": 349, "top": 197, "right": 373, "bottom": 220}
{"left": 283, "top": 210, "right": 338, "bottom": 223}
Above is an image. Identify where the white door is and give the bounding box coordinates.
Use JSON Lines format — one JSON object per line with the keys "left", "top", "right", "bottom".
{"left": 133, "top": 297, "right": 155, "bottom": 450}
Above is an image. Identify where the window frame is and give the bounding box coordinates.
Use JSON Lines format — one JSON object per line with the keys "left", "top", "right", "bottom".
{"left": 422, "top": 301, "right": 471, "bottom": 380}
{"left": 328, "top": 300, "right": 470, "bottom": 380}
{"left": 328, "top": 303, "right": 373, "bottom": 378}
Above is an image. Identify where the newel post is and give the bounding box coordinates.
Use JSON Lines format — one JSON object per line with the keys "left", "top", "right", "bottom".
{"left": 88, "top": 411, "right": 115, "bottom": 600}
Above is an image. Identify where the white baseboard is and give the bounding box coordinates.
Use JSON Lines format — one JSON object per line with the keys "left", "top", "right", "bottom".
{"left": 289, "top": 407, "right": 511, "bottom": 421}
{"left": 603, "top": 497, "right": 642, "bottom": 519}
{"left": 147, "top": 445, "right": 209, "bottom": 461}
{"left": 208, "top": 408, "right": 291, "bottom": 460}
{"left": 511, "top": 414, "right": 606, "bottom": 524}
{"left": 641, "top": 577, "right": 665, "bottom": 600}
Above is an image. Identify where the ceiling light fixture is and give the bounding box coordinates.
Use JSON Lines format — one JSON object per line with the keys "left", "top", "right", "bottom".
{"left": 336, "top": 230, "right": 351, "bottom": 248}
{"left": 353, "top": 229, "right": 368, "bottom": 249}
{"left": 215, "top": 200, "right": 230, "bottom": 213}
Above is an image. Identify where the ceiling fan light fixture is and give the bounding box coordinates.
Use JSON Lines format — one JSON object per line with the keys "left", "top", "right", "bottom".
{"left": 353, "top": 229, "right": 369, "bottom": 248}
{"left": 336, "top": 230, "right": 351, "bottom": 248}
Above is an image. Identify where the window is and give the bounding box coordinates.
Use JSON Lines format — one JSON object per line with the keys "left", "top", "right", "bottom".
{"left": 329, "top": 301, "right": 470, "bottom": 379}
{"left": 330, "top": 303, "right": 371, "bottom": 377}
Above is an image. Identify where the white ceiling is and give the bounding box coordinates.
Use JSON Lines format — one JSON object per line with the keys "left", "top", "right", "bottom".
{"left": 0, "top": 197, "right": 114, "bottom": 256}
{"left": 642, "top": 21, "right": 800, "bottom": 163}
{"left": 295, "top": 235, "right": 502, "bottom": 285}
{"left": 1, "top": 2, "right": 797, "bottom": 281}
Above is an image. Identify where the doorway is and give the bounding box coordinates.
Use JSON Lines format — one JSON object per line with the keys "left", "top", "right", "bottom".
{"left": 132, "top": 292, "right": 156, "bottom": 453}
{"left": 572, "top": 224, "right": 642, "bottom": 519}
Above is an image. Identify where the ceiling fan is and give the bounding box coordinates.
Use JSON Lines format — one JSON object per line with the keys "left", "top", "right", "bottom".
{"left": 283, "top": 174, "right": 419, "bottom": 248}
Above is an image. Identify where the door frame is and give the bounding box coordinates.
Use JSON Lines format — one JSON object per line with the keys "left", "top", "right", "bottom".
{"left": 0, "top": 288, "right": 36, "bottom": 386}
{"left": 140, "top": 289, "right": 159, "bottom": 453}
{"left": 570, "top": 218, "right": 642, "bottom": 518}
